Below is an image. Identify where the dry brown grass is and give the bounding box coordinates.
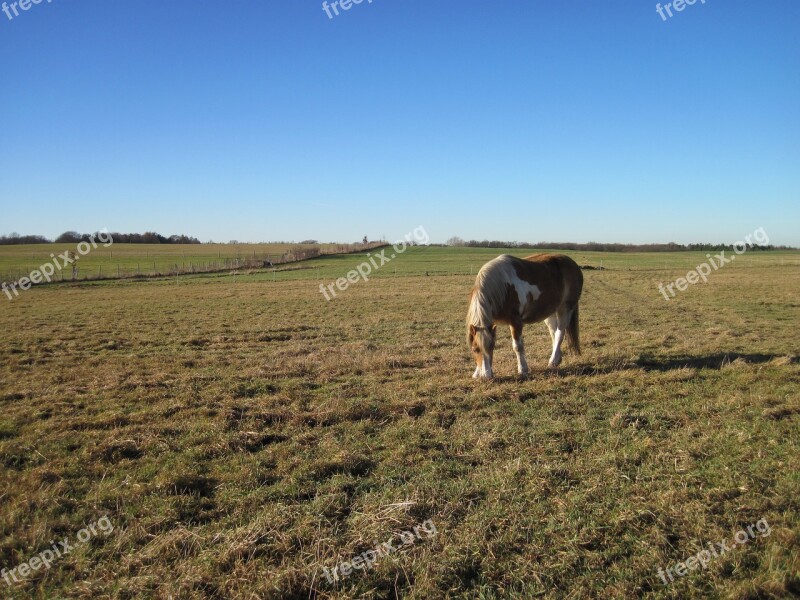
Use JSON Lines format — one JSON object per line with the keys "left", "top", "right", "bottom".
{"left": 0, "top": 249, "right": 798, "bottom": 598}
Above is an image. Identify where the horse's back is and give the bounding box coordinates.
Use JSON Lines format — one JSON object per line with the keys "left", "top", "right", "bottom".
{"left": 519, "top": 253, "right": 583, "bottom": 303}
{"left": 522, "top": 253, "right": 579, "bottom": 269}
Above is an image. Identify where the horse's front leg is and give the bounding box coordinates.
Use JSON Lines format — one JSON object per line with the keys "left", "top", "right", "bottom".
{"left": 510, "top": 322, "right": 529, "bottom": 376}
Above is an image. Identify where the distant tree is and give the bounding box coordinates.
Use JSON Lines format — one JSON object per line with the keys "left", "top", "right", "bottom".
{"left": 300, "top": 239, "right": 318, "bottom": 245}
{"left": 0, "top": 232, "right": 51, "bottom": 245}
{"left": 55, "top": 231, "right": 82, "bottom": 243}
{"left": 362, "top": 236, "right": 368, "bottom": 244}
{"left": 140, "top": 231, "right": 166, "bottom": 244}
{"left": 168, "top": 234, "right": 201, "bottom": 244}
{"left": 447, "top": 236, "right": 465, "bottom": 246}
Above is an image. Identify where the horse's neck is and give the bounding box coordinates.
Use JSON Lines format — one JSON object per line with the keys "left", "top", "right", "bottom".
{"left": 469, "top": 294, "right": 493, "bottom": 328}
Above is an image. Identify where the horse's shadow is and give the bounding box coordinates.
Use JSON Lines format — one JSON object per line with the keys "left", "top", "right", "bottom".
{"left": 487, "top": 353, "right": 796, "bottom": 382}
{"left": 633, "top": 353, "right": 795, "bottom": 372}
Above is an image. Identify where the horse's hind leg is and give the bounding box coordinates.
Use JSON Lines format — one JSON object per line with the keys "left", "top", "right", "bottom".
{"left": 547, "top": 306, "right": 574, "bottom": 369}
{"left": 509, "top": 321, "right": 529, "bottom": 376}
{"left": 545, "top": 315, "right": 557, "bottom": 344}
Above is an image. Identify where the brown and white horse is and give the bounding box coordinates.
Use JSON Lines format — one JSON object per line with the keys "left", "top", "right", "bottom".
{"left": 467, "top": 254, "right": 583, "bottom": 378}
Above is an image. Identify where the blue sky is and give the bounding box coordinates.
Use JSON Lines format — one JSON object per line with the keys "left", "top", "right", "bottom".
{"left": 1, "top": 0, "right": 798, "bottom": 245}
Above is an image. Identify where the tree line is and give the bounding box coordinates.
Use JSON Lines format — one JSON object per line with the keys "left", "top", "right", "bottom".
{"left": 444, "top": 237, "right": 792, "bottom": 252}
{"left": 0, "top": 231, "right": 201, "bottom": 245}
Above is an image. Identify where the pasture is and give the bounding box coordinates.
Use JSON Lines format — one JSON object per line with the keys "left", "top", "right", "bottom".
{"left": 0, "top": 242, "right": 347, "bottom": 284}
{"left": 0, "top": 246, "right": 798, "bottom": 599}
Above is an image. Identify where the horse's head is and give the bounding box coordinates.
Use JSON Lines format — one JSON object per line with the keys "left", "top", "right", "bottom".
{"left": 468, "top": 323, "right": 497, "bottom": 379}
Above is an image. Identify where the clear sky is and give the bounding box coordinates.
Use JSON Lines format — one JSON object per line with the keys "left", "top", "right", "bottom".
{"left": 1, "top": 0, "right": 798, "bottom": 245}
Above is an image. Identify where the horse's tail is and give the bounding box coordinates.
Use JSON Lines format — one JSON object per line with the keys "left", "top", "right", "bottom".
{"left": 566, "top": 303, "right": 581, "bottom": 355}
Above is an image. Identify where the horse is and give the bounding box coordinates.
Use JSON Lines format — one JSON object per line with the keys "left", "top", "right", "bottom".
{"left": 466, "top": 254, "right": 583, "bottom": 379}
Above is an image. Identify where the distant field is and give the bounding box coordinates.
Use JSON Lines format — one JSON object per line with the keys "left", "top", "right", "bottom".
{"left": 0, "top": 243, "right": 343, "bottom": 282}
{"left": 2, "top": 244, "right": 799, "bottom": 285}
{"left": 286, "top": 245, "right": 800, "bottom": 280}
{"left": 0, "top": 247, "right": 798, "bottom": 598}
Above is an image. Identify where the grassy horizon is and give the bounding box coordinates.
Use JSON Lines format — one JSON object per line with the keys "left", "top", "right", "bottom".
{"left": 2, "top": 244, "right": 799, "bottom": 285}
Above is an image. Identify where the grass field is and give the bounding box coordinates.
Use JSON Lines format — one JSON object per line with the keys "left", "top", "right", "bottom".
{"left": 0, "top": 243, "right": 347, "bottom": 283}
{"left": 0, "top": 246, "right": 798, "bottom": 599}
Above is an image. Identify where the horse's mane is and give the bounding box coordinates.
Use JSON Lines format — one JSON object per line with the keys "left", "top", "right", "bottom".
{"left": 467, "top": 255, "right": 513, "bottom": 328}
